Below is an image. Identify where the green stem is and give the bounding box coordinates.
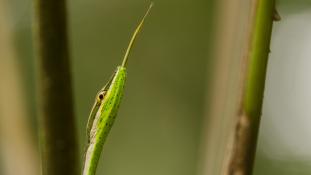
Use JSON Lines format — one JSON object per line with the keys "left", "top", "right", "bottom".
{"left": 244, "top": 1, "right": 275, "bottom": 118}
{"left": 227, "top": 0, "right": 276, "bottom": 174}
{"left": 33, "top": 0, "right": 80, "bottom": 174}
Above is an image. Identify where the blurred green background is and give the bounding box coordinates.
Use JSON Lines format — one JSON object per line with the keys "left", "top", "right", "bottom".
{"left": 8, "top": 0, "right": 212, "bottom": 174}
{"left": 1, "top": 0, "right": 311, "bottom": 175}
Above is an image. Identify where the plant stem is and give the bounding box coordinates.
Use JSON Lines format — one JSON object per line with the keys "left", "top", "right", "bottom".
{"left": 226, "top": 0, "right": 276, "bottom": 174}
{"left": 198, "top": 1, "right": 256, "bottom": 175}
{"left": 33, "top": 0, "right": 80, "bottom": 174}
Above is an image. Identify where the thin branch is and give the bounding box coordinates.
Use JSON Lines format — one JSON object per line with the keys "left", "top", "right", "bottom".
{"left": 225, "top": 0, "right": 276, "bottom": 174}
{"left": 198, "top": 1, "right": 255, "bottom": 175}
{"left": 199, "top": 0, "right": 276, "bottom": 175}
{"left": 33, "top": 0, "right": 80, "bottom": 174}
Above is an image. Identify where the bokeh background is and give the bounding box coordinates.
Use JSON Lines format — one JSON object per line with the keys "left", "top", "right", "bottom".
{"left": 0, "top": 0, "right": 311, "bottom": 175}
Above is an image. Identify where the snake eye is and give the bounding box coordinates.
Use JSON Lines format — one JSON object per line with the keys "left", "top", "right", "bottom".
{"left": 97, "top": 92, "right": 106, "bottom": 101}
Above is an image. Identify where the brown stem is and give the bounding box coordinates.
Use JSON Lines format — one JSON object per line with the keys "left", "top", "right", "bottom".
{"left": 33, "top": 0, "right": 80, "bottom": 174}
{"left": 225, "top": 0, "right": 276, "bottom": 174}
{"left": 199, "top": 0, "right": 277, "bottom": 175}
